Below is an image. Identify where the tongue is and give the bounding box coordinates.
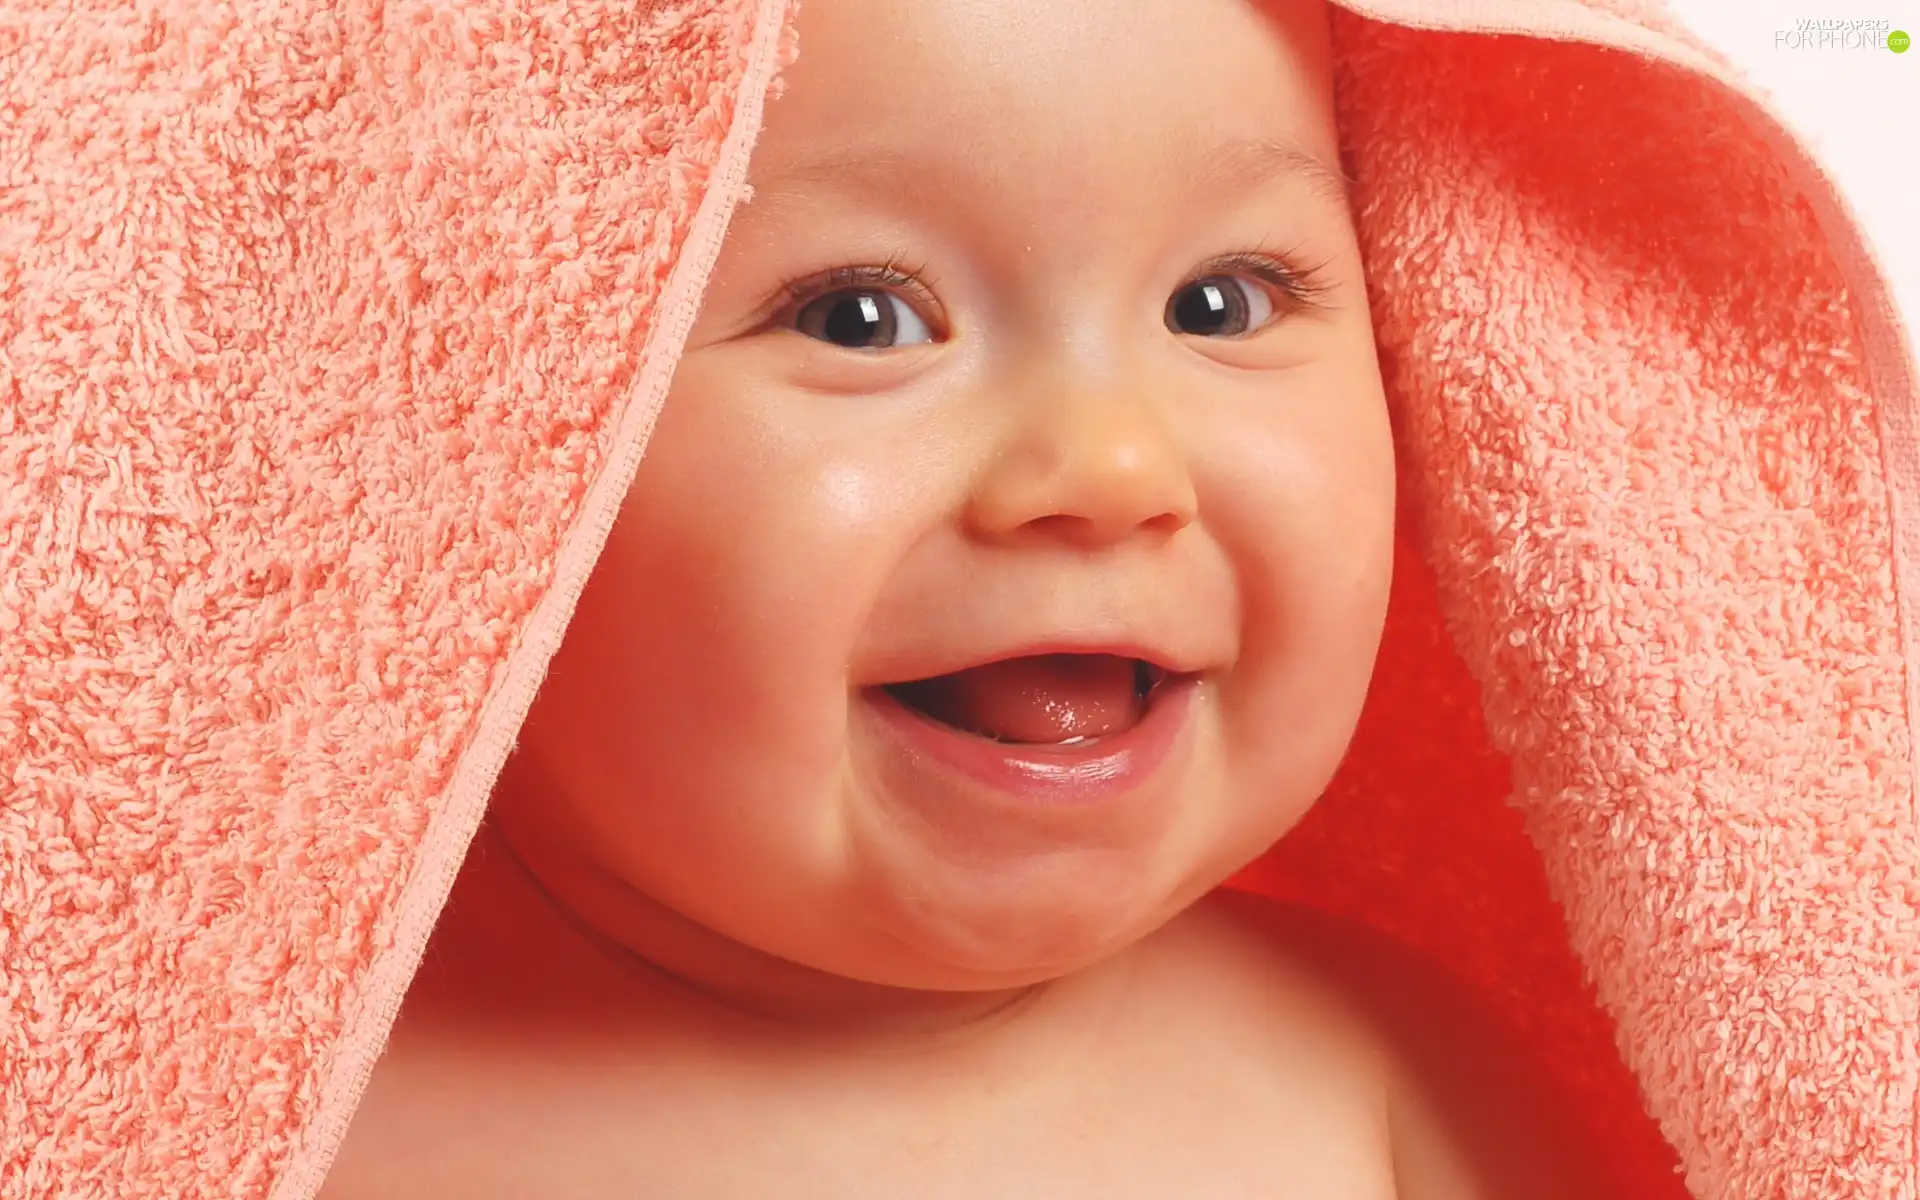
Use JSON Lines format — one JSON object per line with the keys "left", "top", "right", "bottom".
{"left": 892, "top": 654, "right": 1144, "bottom": 744}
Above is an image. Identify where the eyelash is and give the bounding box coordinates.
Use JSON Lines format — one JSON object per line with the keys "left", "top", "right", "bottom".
{"left": 770, "top": 254, "right": 941, "bottom": 328}
{"left": 765, "top": 243, "right": 1336, "bottom": 334}
{"left": 1200, "top": 245, "right": 1338, "bottom": 314}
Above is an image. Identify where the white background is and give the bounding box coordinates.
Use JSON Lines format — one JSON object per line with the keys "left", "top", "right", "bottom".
{"left": 1663, "top": 0, "right": 1918, "bottom": 353}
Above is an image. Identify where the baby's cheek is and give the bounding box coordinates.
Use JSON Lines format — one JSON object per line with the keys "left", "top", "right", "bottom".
{"left": 813, "top": 460, "right": 885, "bottom": 527}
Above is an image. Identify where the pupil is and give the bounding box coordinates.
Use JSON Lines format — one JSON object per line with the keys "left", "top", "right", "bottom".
{"left": 1169, "top": 278, "right": 1244, "bottom": 337}
{"left": 816, "top": 290, "right": 893, "bottom": 348}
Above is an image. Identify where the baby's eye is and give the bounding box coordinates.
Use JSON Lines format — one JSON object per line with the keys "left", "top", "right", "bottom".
{"left": 792, "top": 287, "right": 936, "bottom": 350}
{"left": 1164, "top": 274, "right": 1276, "bottom": 339}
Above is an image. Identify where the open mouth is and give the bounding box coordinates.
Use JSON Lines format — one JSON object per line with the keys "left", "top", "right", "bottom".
{"left": 880, "top": 653, "right": 1179, "bottom": 747}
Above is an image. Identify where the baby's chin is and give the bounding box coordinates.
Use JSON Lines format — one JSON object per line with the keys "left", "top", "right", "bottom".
{"left": 812, "top": 724, "right": 1284, "bottom": 984}
{"left": 823, "top": 834, "right": 1225, "bottom": 987}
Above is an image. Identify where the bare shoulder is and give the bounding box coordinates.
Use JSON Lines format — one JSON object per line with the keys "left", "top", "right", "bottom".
{"left": 1202, "top": 890, "right": 1623, "bottom": 1200}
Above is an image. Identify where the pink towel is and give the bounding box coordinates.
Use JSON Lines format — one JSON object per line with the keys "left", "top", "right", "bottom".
{"left": 2, "top": 0, "right": 1915, "bottom": 1196}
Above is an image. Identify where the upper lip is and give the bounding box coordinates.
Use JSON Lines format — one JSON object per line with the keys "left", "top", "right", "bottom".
{"left": 873, "top": 639, "right": 1213, "bottom": 686}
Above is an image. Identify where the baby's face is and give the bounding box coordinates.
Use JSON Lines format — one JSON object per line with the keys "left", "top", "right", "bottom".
{"left": 502, "top": 0, "right": 1393, "bottom": 994}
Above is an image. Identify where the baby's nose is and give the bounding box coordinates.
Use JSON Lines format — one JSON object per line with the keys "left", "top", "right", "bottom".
{"left": 964, "top": 384, "right": 1197, "bottom": 548}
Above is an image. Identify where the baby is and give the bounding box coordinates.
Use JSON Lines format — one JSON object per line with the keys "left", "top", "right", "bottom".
{"left": 321, "top": 0, "right": 1617, "bottom": 1195}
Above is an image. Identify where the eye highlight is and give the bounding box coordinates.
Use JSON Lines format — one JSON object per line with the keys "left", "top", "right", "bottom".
{"left": 761, "top": 247, "right": 1334, "bottom": 350}
{"left": 1165, "top": 250, "right": 1335, "bottom": 339}
{"left": 796, "top": 289, "right": 933, "bottom": 350}
{"left": 771, "top": 258, "right": 943, "bottom": 351}
{"left": 1168, "top": 276, "right": 1271, "bottom": 338}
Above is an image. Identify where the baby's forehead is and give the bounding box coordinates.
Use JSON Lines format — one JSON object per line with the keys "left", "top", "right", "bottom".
{"left": 747, "top": 133, "right": 1352, "bottom": 225}
{"left": 753, "top": 0, "right": 1346, "bottom": 209}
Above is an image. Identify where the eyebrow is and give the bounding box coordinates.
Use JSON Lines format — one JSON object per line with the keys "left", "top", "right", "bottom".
{"left": 1180, "top": 135, "right": 1356, "bottom": 212}
{"left": 750, "top": 134, "right": 1355, "bottom": 211}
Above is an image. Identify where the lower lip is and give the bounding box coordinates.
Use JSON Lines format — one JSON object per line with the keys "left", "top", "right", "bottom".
{"left": 857, "top": 675, "right": 1199, "bottom": 804}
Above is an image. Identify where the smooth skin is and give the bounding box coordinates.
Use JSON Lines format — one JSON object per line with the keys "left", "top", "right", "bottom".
{"left": 321, "top": 0, "right": 1623, "bottom": 1194}
{"left": 488, "top": 0, "right": 1393, "bottom": 1029}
